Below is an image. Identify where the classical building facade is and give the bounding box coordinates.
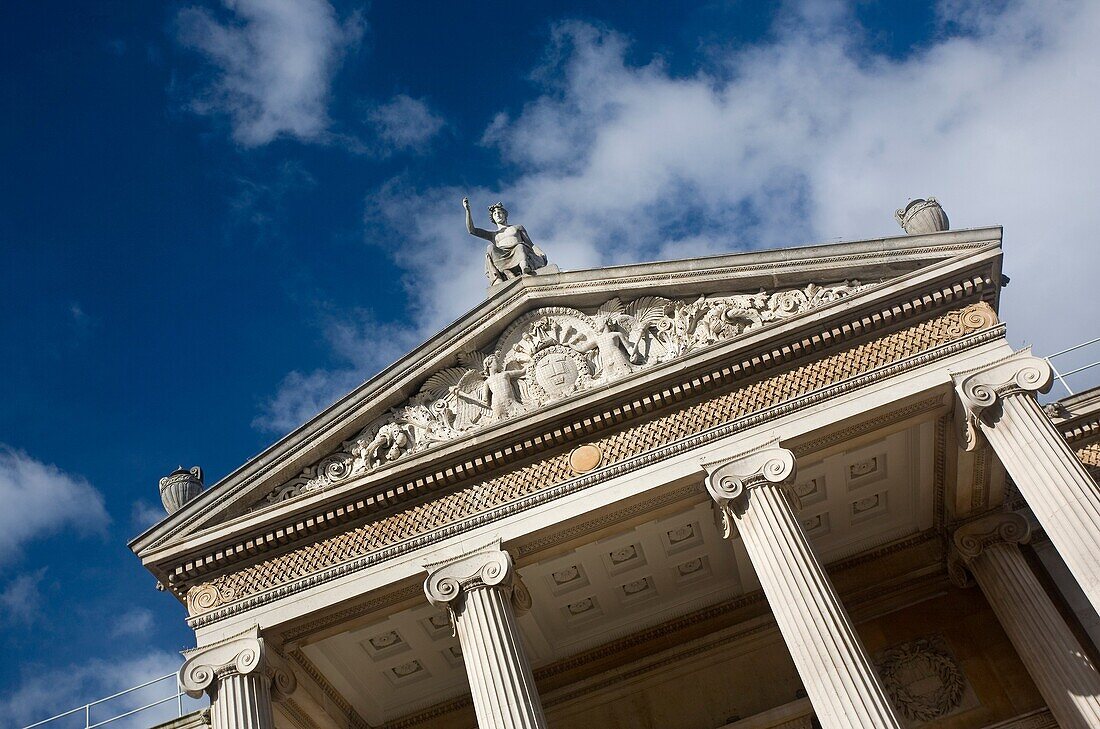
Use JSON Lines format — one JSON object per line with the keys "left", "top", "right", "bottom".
{"left": 133, "top": 220, "right": 1100, "bottom": 729}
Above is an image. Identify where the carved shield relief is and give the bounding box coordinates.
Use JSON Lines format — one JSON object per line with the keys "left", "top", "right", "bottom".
{"left": 529, "top": 346, "right": 591, "bottom": 403}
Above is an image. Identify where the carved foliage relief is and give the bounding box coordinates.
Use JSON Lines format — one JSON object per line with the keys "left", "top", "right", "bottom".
{"left": 266, "top": 282, "right": 866, "bottom": 503}
{"left": 875, "top": 636, "right": 971, "bottom": 724}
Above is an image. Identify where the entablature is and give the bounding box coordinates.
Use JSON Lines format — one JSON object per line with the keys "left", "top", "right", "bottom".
{"left": 134, "top": 230, "right": 1008, "bottom": 621}
{"left": 131, "top": 228, "right": 1003, "bottom": 566}
{"left": 163, "top": 297, "right": 987, "bottom": 587}
{"left": 178, "top": 312, "right": 1004, "bottom": 635}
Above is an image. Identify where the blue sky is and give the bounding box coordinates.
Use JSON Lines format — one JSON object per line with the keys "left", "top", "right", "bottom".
{"left": 3, "top": 1, "right": 1099, "bottom": 725}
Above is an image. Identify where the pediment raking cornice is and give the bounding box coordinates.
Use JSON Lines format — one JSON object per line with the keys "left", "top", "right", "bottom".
{"left": 130, "top": 227, "right": 1003, "bottom": 558}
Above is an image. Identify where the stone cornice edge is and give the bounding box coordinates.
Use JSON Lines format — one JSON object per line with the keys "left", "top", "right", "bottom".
{"left": 185, "top": 323, "right": 1005, "bottom": 628}
{"left": 162, "top": 276, "right": 996, "bottom": 592}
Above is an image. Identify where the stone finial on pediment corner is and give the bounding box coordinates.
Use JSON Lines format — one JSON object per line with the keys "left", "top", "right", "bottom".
{"left": 895, "top": 197, "right": 949, "bottom": 234}
{"left": 159, "top": 465, "right": 204, "bottom": 514}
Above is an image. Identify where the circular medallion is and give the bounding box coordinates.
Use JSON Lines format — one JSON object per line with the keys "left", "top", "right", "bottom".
{"left": 529, "top": 345, "right": 591, "bottom": 402}
{"left": 568, "top": 444, "right": 603, "bottom": 474}
{"left": 879, "top": 638, "right": 965, "bottom": 722}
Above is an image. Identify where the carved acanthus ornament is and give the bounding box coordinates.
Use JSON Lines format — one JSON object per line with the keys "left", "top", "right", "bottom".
{"left": 267, "top": 282, "right": 866, "bottom": 503}
{"left": 188, "top": 582, "right": 239, "bottom": 617}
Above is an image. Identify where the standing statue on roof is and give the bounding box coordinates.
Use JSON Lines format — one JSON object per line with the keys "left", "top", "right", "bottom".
{"left": 463, "top": 197, "right": 550, "bottom": 285}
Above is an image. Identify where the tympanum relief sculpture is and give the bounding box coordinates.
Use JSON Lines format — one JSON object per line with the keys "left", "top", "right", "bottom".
{"left": 265, "top": 281, "right": 868, "bottom": 503}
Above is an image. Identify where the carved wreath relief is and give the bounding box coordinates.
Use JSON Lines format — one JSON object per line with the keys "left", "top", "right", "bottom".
{"left": 267, "top": 282, "right": 867, "bottom": 503}
{"left": 876, "top": 636, "right": 968, "bottom": 723}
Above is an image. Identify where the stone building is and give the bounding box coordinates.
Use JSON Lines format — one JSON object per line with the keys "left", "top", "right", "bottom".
{"left": 132, "top": 217, "right": 1100, "bottom": 729}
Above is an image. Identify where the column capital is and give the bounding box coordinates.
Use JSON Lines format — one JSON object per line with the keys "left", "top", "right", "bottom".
{"left": 953, "top": 511, "right": 1032, "bottom": 560}
{"left": 423, "top": 540, "right": 531, "bottom": 612}
{"left": 952, "top": 349, "right": 1052, "bottom": 450}
{"left": 179, "top": 625, "right": 296, "bottom": 700}
{"left": 702, "top": 440, "right": 797, "bottom": 501}
{"left": 949, "top": 512, "right": 1031, "bottom": 586}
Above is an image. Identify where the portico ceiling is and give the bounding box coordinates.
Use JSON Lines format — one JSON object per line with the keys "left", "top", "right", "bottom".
{"left": 298, "top": 424, "right": 936, "bottom": 726}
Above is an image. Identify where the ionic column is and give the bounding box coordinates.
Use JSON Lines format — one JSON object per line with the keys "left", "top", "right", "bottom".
{"left": 702, "top": 441, "right": 901, "bottom": 729}
{"left": 954, "top": 350, "right": 1100, "bottom": 612}
{"left": 179, "top": 626, "right": 295, "bottom": 729}
{"left": 951, "top": 512, "right": 1100, "bottom": 728}
{"left": 704, "top": 439, "right": 902, "bottom": 729}
{"left": 424, "top": 541, "right": 547, "bottom": 729}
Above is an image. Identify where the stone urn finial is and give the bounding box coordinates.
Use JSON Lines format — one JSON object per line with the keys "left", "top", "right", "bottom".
{"left": 159, "top": 466, "right": 204, "bottom": 514}
{"left": 895, "top": 197, "right": 949, "bottom": 234}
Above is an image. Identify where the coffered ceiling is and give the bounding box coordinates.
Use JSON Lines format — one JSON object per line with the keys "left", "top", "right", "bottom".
{"left": 298, "top": 422, "right": 937, "bottom": 726}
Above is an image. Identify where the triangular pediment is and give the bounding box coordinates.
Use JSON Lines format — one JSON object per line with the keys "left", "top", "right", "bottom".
{"left": 131, "top": 227, "right": 1003, "bottom": 572}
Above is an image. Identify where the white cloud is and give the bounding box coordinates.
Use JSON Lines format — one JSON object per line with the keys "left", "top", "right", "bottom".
{"left": 131, "top": 499, "right": 165, "bottom": 532}
{"left": 0, "top": 448, "right": 109, "bottom": 565}
{"left": 375, "top": 0, "right": 1100, "bottom": 354}
{"left": 369, "top": 94, "right": 446, "bottom": 152}
{"left": 0, "top": 568, "right": 47, "bottom": 625}
{"left": 177, "top": 0, "right": 364, "bottom": 146}
{"left": 2, "top": 651, "right": 203, "bottom": 729}
{"left": 262, "top": 0, "right": 1100, "bottom": 431}
{"left": 110, "top": 607, "right": 156, "bottom": 639}
{"left": 254, "top": 310, "right": 423, "bottom": 433}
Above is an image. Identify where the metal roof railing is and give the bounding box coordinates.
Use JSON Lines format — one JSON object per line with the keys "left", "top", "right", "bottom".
{"left": 1047, "top": 336, "right": 1100, "bottom": 397}
{"left": 20, "top": 673, "right": 202, "bottom": 729}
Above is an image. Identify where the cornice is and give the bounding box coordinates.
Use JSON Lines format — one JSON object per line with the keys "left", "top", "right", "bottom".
{"left": 133, "top": 231, "right": 1001, "bottom": 558}
{"left": 153, "top": 265, "right": 997, "bottom": 594}
{"left": 1051, "top": 386, "right": 1100, "bottom": 447}
{"left": 185, "top": 315, "right": 1003, "bottom": 628}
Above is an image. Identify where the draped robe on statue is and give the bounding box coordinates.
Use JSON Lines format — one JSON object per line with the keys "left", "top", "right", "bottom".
{"left": 485, "top": 225, "right": 548, "bottom": 281}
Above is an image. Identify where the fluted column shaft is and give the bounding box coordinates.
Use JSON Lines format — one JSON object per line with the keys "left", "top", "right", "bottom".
{"left": 179, "top": 625, "right": 294, "bottom": 729}
{"left": 704, "top": 441, "right": 901, "bottom": 729}
{"left": 210, "top": 672, "right": 274, "bottom": 729}
{"left": 425, "top": 542, "right": 547, "bottom": 729}
{"left": 955, "top": 351, "right": 1100, "bottom": 612}
{"left": 953, "top": 513, "right": 1100, "bottom": 729}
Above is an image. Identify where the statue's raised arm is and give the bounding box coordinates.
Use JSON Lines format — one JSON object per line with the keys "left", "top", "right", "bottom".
{"left": 463, "top": 197, "right": 494, "bottom": 241}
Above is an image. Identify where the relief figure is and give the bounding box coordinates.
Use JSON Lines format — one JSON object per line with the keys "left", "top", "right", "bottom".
{"left": 579, "top": 316, "right": 638, "bottom": 379}
{"left": 454, "top": 354, "right": 525, "bottom": 421}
